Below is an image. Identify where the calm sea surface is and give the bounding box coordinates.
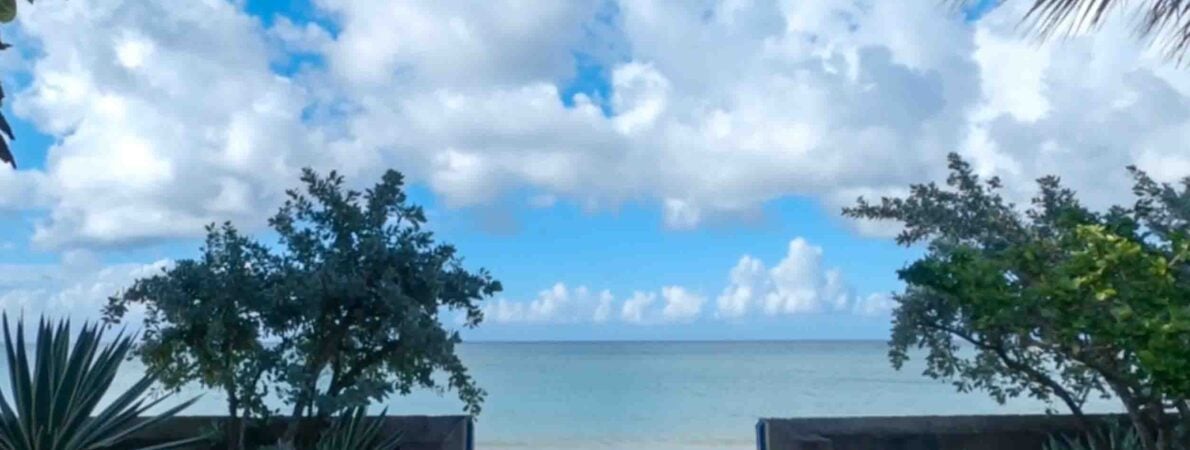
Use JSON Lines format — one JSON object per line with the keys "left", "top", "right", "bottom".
{"left": 15, "top": 341, "right": 1121, "bottom": 450}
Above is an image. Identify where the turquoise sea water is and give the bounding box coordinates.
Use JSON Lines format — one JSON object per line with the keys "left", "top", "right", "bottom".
{"left": 38, "top": 341, "right": 1124, "bottom": 449}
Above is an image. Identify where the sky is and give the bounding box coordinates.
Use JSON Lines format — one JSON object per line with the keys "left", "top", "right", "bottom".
{"left": 0, "top": 0, "right": 1187, "bottom": 341}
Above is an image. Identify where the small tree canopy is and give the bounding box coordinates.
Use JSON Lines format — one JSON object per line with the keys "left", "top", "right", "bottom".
{"left": 844, "top": 153, "right": 1189, "bottom": 450}
{"left": 268, "top": 168, "right": 501, "bottom": 419}
{"left": 104, "top": 222, "right": 278, "bottom": 449}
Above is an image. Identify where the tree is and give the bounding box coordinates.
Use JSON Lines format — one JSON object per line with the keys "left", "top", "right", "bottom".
{"left": 844, "top": 153, "right": 1189, "bottom": 450}
{"left": 104, "top": 222, "right": 279, "bottom": 450}
{"left": 267, "top": 168, "right": 501, "bottom": 427}
{"left": 957, "top": 0, "right": 1190, "bottom": 62}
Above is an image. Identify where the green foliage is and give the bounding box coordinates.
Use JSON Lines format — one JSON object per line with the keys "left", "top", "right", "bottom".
{"left": 1058, "top": 225, "right": 1190, "bottom": 401}
{"left": 0, "top": 0, "right": 15, "bottom": 24}
{"left": 104, "top": 223, "right": 279, "bottom": 449}
{"left": 106, "top": 168, "right": 500, "bottom": 447}
{"left": 268, "top": 168, "right": 501, "bottom": 419}
{"left": 313, "top": 407, "right": 402, "bottom": 450}
{"left": 0, "top": 314, "right": 203, "bottom": 450}
{"left": 844, "top": 153, "right": 1190, "bottom": 450}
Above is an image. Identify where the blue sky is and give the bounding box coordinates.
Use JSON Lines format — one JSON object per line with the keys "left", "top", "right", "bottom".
{"left": 0, "top": 0, "right": 1185, "bottom": 341}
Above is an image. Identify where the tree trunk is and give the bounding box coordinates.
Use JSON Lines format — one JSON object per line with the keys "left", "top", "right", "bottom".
{"left": 285, "top": 373, "right": 323, "bottom": 448}
{"left": 284, "top": 389, "right": 310, "bottom": 446}
{"left": 1110, "top": 381, "right": 1159, "bottom": 450}
{"left": 226, "top": 391, "right": 243, "bottom": 450}
{"left": 1175, "top": 401, "right": 1190, "bottom": 449}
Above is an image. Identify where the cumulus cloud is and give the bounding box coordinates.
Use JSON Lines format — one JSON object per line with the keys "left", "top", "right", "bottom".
{"left": 619, "top": 291, "right": 656, "bottom": 324}
{"left": 593, "top": 293, "right": 614, "bottom": 323}
{"left": 3, "top": 0, "right": 1186, "bottom": 249}
{"left": 853, "top": 293, "right": 897, "bottom": 317}
{"left": 763, "top": 240, "right": 852, "bottom": 314}
{"left": 487, "top": 236, "right": 885, "bottom": 325}
{"left": 0, "top": 258, "right": 170, "bottom": 324}
{"left": 3, "top": 236, "right": 887, "bottom": 330}
{"left": 660, "top": 286, "right": 704, "bottom": 322}
{"left": 717, "top": 237, "right": 866, "bottom": 318}
{"left": 716, "top": 255, "right": 768, "bottom": 319}
{"left": 318, "top": 0, "right": 1189, "bottom": 228}
{"left": 487, "top": 282, "right": 707, "bottom": 326}
{"left": 485, "top": 282, "right": 614, "bottom": 324}
{"left": 11, "top": 0, "right": 322, "bottom": 248}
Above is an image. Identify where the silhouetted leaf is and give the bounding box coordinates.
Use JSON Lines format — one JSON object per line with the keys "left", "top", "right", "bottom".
{"left": 0, "top": 111, "right": 14, "bottom": 141}
{"left": 0, "top": 0, "right": 15, "bottom": 24}
{"left": 0, "top": 135, "right": 13, "bottom": 169}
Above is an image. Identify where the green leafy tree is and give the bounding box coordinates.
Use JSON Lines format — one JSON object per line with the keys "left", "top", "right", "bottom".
{"left": 267, "top": 168, "right": 501, "bottom": 425}
{"left": 104, "top": 223, "right": 279, "bottom": 450}
{"left": 844, "top": 153, "right": 1189, "bottom": 450}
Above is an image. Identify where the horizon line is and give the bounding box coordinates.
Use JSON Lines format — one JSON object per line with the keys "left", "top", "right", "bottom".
{"left": 460, "top": 338, "right": 887, "bottom": 344}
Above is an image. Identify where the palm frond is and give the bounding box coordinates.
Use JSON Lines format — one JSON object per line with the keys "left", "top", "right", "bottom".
{"left": 953, "top": 0, "right": 1190, "bottom": 62}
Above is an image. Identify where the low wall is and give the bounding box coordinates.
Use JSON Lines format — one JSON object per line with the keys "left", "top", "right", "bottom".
{"left": 114, "top": 415, "right": 472, "bottom": 450}
{"left": 757, "top": 414, "right": 1124, "bottom": 450}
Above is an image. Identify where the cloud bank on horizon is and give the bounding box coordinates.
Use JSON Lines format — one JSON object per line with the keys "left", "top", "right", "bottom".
{"left": 0, "top": 0, "right": 1186, "bottom": 333}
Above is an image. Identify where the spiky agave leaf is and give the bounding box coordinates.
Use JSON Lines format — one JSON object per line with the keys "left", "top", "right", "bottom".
{"left": 1043, "top": 420, "right": 1146, "bottom": 450}
{"left": 314, "top": 407, "right": 402, "bottom": 450}
{"left": 0, "top": 314, "right": 206, "bottom": 450}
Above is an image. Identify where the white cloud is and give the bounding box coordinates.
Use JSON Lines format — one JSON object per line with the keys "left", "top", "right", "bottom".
{"left": 660, "top": 286, "right": 704, "bottom": 322}
{"left": 309, "top": 0, "right": 1189, "bottom": 235}
{"left": 716, "top": 255, "right": 768, "bottom": 319}
{"left": 0, "top": 259, "right": 170, "bottom": 324}
{"left": 11, "top": 0, "right": 322, "bottom": 248}
{"left": 662, "top": 198, "right": 702, "bottom": 230}
{"left": 593, "top": 293, "right": 613, "bottom": 323}
{"left": 316, "top": 0, "right": 605, "bottom": 88}
{"left": 611, "top": 62, "right": 670, "bottom": 135}
{"left": 486, "top": 236, "right": 892, "bottom": 326}
{"left": 485, "top": 282, "right": 615, "bottom": 324}
{"left": 487, "top": 283, "right": 706, "bottom": 325}
{"left": 0, "top": 168, "right": 48, "bottom": 210}
{"left": 853, "top": 292, "right": 897, "bottom": 317}
{"left": 3, "top": 0, "right": 1186, "bottom": 248}
{"left": 717, "top": 237, "right": 865, "bottom": 317}
{"left": 268, "top": 16, "right": 334, "bottom": 54}
{"left": 619, "top": 291, "right": 656, "bottom": 324}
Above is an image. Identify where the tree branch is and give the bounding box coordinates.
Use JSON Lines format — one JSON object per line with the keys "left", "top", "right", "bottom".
{"left": 922, "top": 322, "right": 1095, "bottom": 427}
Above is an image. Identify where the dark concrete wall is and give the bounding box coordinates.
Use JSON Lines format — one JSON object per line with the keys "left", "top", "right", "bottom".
{"left": 113, "top": 415, "right": 471, "bottom": 450}
{"left": 758, "top": 414, "right": 1124, "bottom": 450}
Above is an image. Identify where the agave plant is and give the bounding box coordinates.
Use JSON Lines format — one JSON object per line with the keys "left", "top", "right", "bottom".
{"left": 260, "top": 407, "right": 402, "bottom": 450}
{"left": 1045, "top": 420, "right": 1145, "bottom": 450}
{"left": 0, "top": 314, "right": 205, "bottom": 450}
{"left": 314, "top": 407, "right": 402, "bottom": 450}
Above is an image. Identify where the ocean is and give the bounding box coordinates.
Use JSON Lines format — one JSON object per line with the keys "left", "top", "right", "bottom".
{"left": 37, "top": 341, "right": 1124, "bottom": 449}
